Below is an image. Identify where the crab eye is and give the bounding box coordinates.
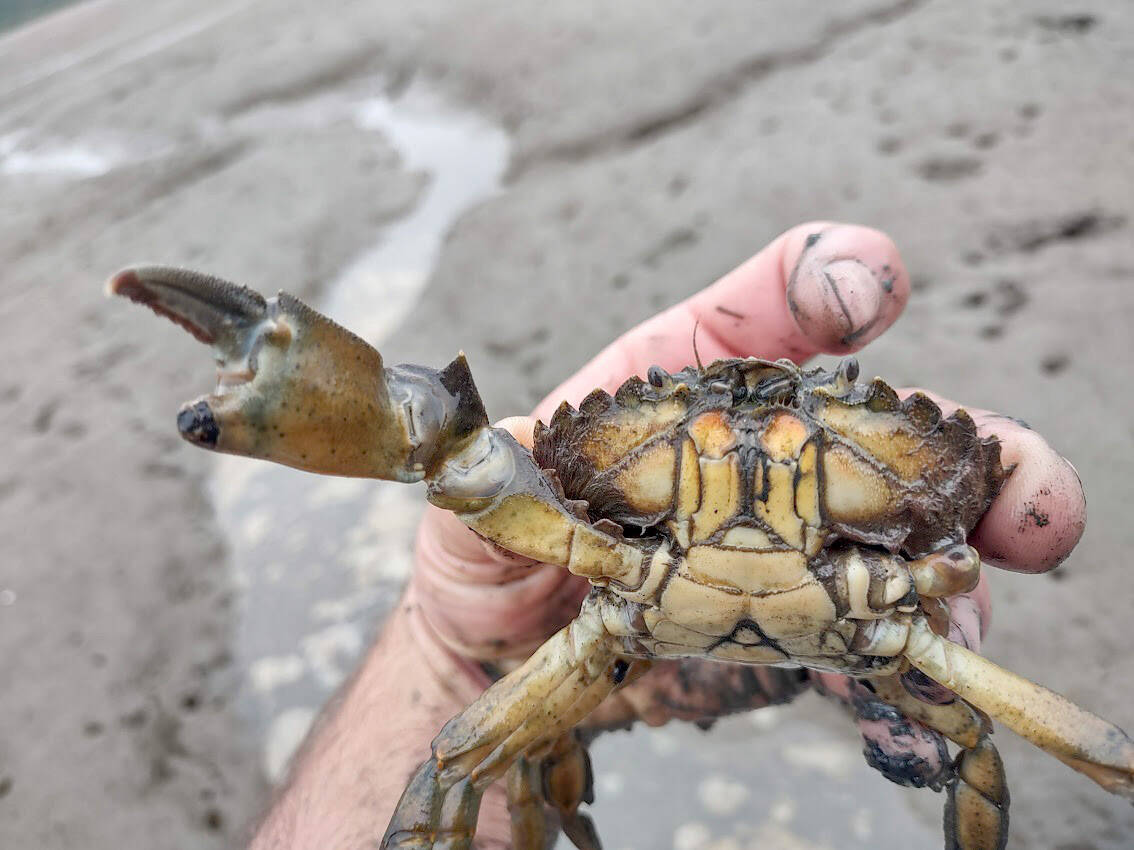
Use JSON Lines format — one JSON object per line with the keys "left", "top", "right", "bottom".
{"left": 647, "top": 365, "right": 668, "bottom": 388}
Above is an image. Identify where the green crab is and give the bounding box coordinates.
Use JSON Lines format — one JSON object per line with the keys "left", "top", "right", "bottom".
{"left": 109, "top": 265, "right": 1134, "bottom": 850}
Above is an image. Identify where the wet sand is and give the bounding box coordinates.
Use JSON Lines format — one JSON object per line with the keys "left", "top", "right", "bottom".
{"left": 2, "top": 2, "right": 1132, "bottom": 848}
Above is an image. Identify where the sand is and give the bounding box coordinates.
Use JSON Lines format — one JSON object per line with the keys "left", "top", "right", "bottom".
{"left": 1, "top": 2, "right": 1132, "bottom": 848}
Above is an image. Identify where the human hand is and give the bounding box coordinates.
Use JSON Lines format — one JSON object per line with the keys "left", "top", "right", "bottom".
{"left": 409, "top": 221, "right": 1083, "bottom": 732}
{"left": 255, "top": 223, "right": 1086, "bottom": 850}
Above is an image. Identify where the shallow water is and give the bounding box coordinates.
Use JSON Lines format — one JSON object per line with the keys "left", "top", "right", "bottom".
{"left": 0, "top": 0, "right": 79, "bottom": 34}
{"left": 207, "top": 79, "right": 509, "bottom": 780}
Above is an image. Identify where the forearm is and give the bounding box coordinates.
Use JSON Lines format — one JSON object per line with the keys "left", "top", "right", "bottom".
{"left": 249, "top": 589, "right": 510, "bottom": 849}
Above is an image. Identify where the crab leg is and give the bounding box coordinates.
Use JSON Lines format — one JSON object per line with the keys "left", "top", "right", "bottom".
{"left": 504, "top": 733, "right": 602, "bottom": 850}
{"left": 110, "top": 266, "right": 645, "bottom": 582}
{"left": 505, "top": 756, "right": 552, "bottom": 850}
{"left": 382, "top": 598, "right": 632, "bottom": 850}
{"left": 107, "top": 266, "right": 445, "bottom": 480}
{"left": 903, "top": 617, "right": 1134, "bottom": 801}
{"left": 537, "top": 733, "right": 602, "bottom": 850}
{"left": 861, "top": 676, "right": 1008, "bottom": 850}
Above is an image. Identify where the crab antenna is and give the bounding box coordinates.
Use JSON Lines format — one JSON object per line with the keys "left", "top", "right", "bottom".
{"left": 692, "top": 319, "right": 704, "bottom": 372}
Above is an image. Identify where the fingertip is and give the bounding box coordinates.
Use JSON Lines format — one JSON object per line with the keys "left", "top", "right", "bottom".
{"left": 494, "top": 415, "right": 538, "bottom": 448}
{"left": 781, "top": 222, "right": 910, "bottom": 355}
{"left": 970, "top": 429, "right": 1087, "bottom": 573}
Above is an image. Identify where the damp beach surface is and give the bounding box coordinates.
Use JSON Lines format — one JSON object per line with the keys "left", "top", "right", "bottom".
{"left": 2, "top": 2, "right": 1133, "bottom": 849}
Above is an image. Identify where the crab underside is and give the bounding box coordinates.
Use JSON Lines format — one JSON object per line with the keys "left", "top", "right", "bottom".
{"left": 110, "top": 266, "right": 1134, "bottom": 850}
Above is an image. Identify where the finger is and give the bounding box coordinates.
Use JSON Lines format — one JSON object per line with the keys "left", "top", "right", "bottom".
{"left": 857, "top": 711, "right": 952, "bottom": 789}
{"left": 948, "top": 575, "right": 990, "bottom": 648}
{"left": 908, "top": 391, "right": 1086, "bottom": 573}
{"left": 535, "top": 222, "right": 909, "bottom": 419}
{"left": 813, "top": 676, "right": 953, "bottom": 788}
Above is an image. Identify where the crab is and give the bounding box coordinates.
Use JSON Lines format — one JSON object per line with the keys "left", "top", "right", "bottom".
{"left": 108, "top": 265, "right": 1134, "bottom": 850}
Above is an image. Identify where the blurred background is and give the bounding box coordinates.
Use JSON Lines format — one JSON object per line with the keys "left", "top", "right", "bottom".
{"left": 1, "top": 2, "right": 1132, "bottom": 848}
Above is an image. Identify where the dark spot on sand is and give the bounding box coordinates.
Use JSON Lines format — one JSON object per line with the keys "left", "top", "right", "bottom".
{"left": 876, "top": 136, "right": 902, "bottom": 155}
{"left": 120, "top": 708, "right": 148, "bottom": 728}
{"left": 203, "top": 808, "right": 224, "bottom": 832}
{"left": 980, "top": 325, "right": 1003, "bottom": 340}
{"left": 33, "top": 399, "right": 59, "bottom": 433}
{"left": 1041, "top": 354, "right": 1070, "bottom": 375}
{"left": 995, "top": 279, "right": 1028, "bottom": 316}
{"left": 917, "top": 156, "right": 982, "bottom": 182}
{"left": 1035, "top": 14, "right": 1097, "bottom": 34}
{"left": 962, "top": 291, "right": 987, "bottom": 309}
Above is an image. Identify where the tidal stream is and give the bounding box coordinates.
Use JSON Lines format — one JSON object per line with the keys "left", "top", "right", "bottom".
{"left": 208, "top": 80, "right": 509, "bottom": 780}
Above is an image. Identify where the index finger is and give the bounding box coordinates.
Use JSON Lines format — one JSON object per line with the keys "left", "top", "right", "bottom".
{"left": 534, "top": 221, "right": 909, "bottom": 420}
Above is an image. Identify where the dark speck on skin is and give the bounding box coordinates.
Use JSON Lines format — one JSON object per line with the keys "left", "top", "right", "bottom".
{"left": 1024, "top": 503, "right": 1050, "bottom": 528}
{"left": 804, "top": 232, "right": 822, "bottom": 249}
{"left": 715, "top": 305, "right": 745, "bottom": 320}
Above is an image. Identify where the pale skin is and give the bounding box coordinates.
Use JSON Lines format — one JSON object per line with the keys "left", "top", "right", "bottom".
{"left": 249, "top": 222, "right": 1087, "bottom": 849}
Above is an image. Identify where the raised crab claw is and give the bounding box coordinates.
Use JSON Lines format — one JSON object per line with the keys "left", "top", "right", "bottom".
{"left": 110, "top": 265, "right": 1134, "bottom": 850}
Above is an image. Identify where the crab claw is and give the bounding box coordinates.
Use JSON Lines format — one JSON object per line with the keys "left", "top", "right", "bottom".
{"left": 107, "top": 266, "right": 476, "bottom": 482}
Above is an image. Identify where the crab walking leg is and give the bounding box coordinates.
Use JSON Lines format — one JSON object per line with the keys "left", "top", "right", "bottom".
{"left": 870, "top": 675, "right": 983, "bottom": 750}
{"left": 907, "top": 545, "right": 983, "bottom": 599}
{"left": 427, "top": 422, "right": 647, "bottom": 584}
{"left": 867, "top": 676, "right": 1008, "bottom": 850}
{"left": 503, "top": 734, "right": 603, "bottom": 850}
{"left": 381, "top": 600, "right": 630, "bottom": 850}
{"left": 903, "top": 617, "right": 1134, "bottom": 800}
{"left": 538, "top": 734, "right": 602, "bottom": 850}
{"left": 505, "top": 757, "right": 551, "bottom": 850}
{"left": 944, "top": 736, "right": 1010, "bottom": 850}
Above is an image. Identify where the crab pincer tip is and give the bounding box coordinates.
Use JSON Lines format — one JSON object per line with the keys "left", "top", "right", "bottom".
{"left": 105, "top": 267, "right": 142, "bottom": 299}
{"left": 177, "top": 401, "right": 220, "bottom": 449}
